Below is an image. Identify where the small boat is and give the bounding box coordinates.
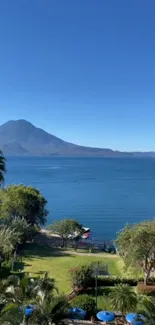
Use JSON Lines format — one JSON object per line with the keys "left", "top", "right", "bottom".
{"left": 68, "top": 227, "right": 90, "bottom": 240}
{"left": 81, "top": 227, "right": 90, "bottom": 239}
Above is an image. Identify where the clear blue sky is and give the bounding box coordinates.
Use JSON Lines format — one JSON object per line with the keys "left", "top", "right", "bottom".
{"left": 0, "top": 0, "right": 155, "bottom": 151}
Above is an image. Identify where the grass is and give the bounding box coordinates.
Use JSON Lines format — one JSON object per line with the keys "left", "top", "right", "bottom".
{"left": 22, "top": 243, "right": 124, "bottom": 293}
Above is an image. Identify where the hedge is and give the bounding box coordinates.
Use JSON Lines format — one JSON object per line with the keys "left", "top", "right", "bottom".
{"left": 137, "top": 282, "right": 155, "bottom": 296}
{"left": 71, "top": 294, "right": 96, "bottom": 317}
{"left": 88, "top": 276, "right": 144, "bottom": 287}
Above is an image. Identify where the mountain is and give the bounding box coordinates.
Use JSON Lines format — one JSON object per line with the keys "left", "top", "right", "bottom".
{"left": 0, "top": 119, "right": 154, "bottom": 157}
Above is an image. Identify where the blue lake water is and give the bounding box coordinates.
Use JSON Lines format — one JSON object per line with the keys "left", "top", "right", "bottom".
{"left": 5, "top": 156, "right": 155, "bottom": 240}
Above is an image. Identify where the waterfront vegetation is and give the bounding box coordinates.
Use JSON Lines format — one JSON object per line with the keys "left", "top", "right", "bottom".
{"left": 1, "top": 150, "right": 155, "bottom": 324}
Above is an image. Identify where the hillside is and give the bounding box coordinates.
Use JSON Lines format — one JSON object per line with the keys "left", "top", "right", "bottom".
{"left": 0, "top": 120, "right": 154, "bottom": 157}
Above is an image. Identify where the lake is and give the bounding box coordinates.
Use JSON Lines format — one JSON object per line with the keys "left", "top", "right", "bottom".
{"left": 5, "top": 156, "right": 155, "bottom": 240}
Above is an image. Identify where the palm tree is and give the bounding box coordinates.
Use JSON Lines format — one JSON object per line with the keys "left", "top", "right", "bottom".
{"left": 109, "top": 284, "right": 137, "bottom": 316}
{"left": 0, "top": 150, "right": 6, "bottom": 186}
{"left": 29, "top": 294, "right": 68, "bottom": 325}
{"left": 0, "top": 273, "right": 59, "bottom": 324}
{"left": 0, "top": 304, "right": 24, "bottom": 325}
{"left": 33, "top": 272, "right": 58, "bottom": 303}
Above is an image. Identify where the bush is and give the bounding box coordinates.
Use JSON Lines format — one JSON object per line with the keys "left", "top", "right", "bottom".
{"left": 137, "top": 282, "right": 155, "bottom": 296}
{"left": 71, "top": 294, "right": 96, "bottom": 317}
{"left": 1, "top": 260, "right": 12, "bottom": 271}
{"left": 89, "top": 276, "right": 142, "bottom": 287}
{"left": 69, "top": 264, "right": 93, "bottom": 290}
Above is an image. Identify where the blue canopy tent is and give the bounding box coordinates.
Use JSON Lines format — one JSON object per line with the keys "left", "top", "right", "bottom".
{"left": 126, "top": 313, "right": 145, "bottom": 325}
{"left": 69, "top": 307, "right": 86, "bottom": 320}
{"left": 97, "top": 311, "right": 115, "bottom": 322}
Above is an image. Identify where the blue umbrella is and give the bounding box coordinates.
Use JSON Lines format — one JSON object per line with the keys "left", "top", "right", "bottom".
{"left": 25, "top": 305, "right": 34, "bottom": 317}
{"left": 69, "top": 307, "right": 86, "bottom": 320}
{"left": 97, "top": 311, "right": 115, "bottom": 322}
{"left": 126, "top": 313, "right": 145, "bottom": 325}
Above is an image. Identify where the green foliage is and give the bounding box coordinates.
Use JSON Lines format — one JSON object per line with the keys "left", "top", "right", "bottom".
{"left": 48, "top": 218, "right": 82, "bottom": 243}
{"left": 9, "top": 217, "right": 32, "bottom": 243}
{"left": 109, "top": 284, "right": 137, "bottom": 314}
{"left": 32, "top": 272, "right": 58, "bottom": 303}
{"left": 116, "top": 220, "right": 155, "bottom": 284}
{"left": 29, "top": 294, "right": 68, "bottom": 325}
{"left": 0, "top": 273, "right": 67, "bottom": 325}
{"left": 0, "top": 150, "right": 6, "bottom": 185}
{"left": 69, "top": 264, "right": 93, "bottom": 290}
{"left": 137, "top": 295, "right": 155, "bottom": 324}
{"left": 0, "top": 303, "right": 24, "bottom": 325}
{"left": 93, "top": 276, "right": 142, "bottom": 287}
{"left": 0, "top": 226, "right": 19, "bottom": 258}
{"left": 137, "top": 282, "right": 155, "bottom": 296}
{"left": 0, "top": 184, "right": 48, "bottom": 226}
{"left": 71, "top": 294, "right": 96, "bottom": 317}
{"left": 0, "top": 218, "right": 32, "bottom": 261}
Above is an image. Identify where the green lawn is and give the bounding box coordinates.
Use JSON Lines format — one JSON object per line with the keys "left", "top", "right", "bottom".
{"left": 23, "top": 243, "right": 124, "bottom": 293}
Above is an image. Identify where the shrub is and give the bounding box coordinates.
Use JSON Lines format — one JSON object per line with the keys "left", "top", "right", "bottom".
{"left": 69, "top": 264, "right": 93, "bottom": 290}
{"left": 89, "top": 276, "right": 142, "bottom": 287}
{"left": 1, "top": 260, "right": 12, "bottom": 271}
{"left": 71, "top": 294, "right": 96, "bottom": 317}
{"left": 137, "top": 282, "right": 155, "bottom": 296}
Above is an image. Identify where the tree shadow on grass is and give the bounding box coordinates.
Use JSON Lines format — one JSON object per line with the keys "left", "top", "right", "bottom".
{"left": 21, "top": 242, "right": 71, "bottom": 260}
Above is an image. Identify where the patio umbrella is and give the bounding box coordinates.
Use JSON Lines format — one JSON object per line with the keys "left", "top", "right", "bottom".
{"left": 126, "top": 313, "right": 145, "bottom": 325}
{"left": 69, "top": 307, "right": 86, "bottom": 320}
{"left": 97, "top": 311, "right": 115, "bottom": 322}
{"left": 25, "top": 305, "right": 34, "bottom": 317}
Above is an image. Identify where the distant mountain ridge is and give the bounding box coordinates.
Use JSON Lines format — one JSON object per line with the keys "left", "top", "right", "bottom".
{"left": 0, "top": 119, "right": 155, "bottom": 157}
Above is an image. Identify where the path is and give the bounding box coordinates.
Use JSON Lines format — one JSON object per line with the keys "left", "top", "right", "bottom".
{"left": 63, "top": 250, "right": 118, "bottom": 258}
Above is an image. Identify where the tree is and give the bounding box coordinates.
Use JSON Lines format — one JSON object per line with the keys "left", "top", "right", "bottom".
{"left": 116, "top": 220, "right": 155, "bottom": 284}
{"left": 48, "top": 218, "right": 83, "bottom": 246}
{"left": 32, "top": 272, "right": 58, "bottom": 303}
{"left": 9, "top": 217, "right": 32, "bottom": 244}
{"left": 109, "top": 284, "right": 137, "bottom": 316}
{"left": 0, "top": 272, "right": 57, "bottom": 306}
{"left": 0, "top": 274, "right": 37, "bottom": 305}
{"left": 0, "top": 273, "right": 59, "bottom": 325}
{"left": 0, "top": 226, "right": 21, "bottom": 261}
{"left": 0, "top": 150, "right": 6, "bottom": 186}
{"left": 27, "top": 294, "right": 68, "bottom": 325}
{"left": 0, "top": 185, "right": 48, "bottom": 227}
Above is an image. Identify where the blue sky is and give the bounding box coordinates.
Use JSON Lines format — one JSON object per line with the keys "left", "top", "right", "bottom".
{"left": 0, "top": 0, "right": 155, "bottom": 151}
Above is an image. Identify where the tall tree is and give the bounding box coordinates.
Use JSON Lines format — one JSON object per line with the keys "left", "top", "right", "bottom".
{"left": 109, "top": 284, "right": 137, "bottom": 316}
{"left": 116, "top": 220, "right": 155, "bottom": 284}
{"left": 0, "top": 185, "right": 48, "bottom": 227}
{"left": 0, "top": 150, "right": 6, "bottom": 186}
{"left": 48, "top": 219, "right": 83, "bottom": 246}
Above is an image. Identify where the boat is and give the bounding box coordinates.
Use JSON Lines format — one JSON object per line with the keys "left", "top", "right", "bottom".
{"left": 68, "top": 227, "right": 90, "bottom": 240}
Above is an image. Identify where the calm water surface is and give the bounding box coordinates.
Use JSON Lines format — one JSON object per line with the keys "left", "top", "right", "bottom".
{"left": 5, "top": 157, "right": 155, "bottom": 240}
